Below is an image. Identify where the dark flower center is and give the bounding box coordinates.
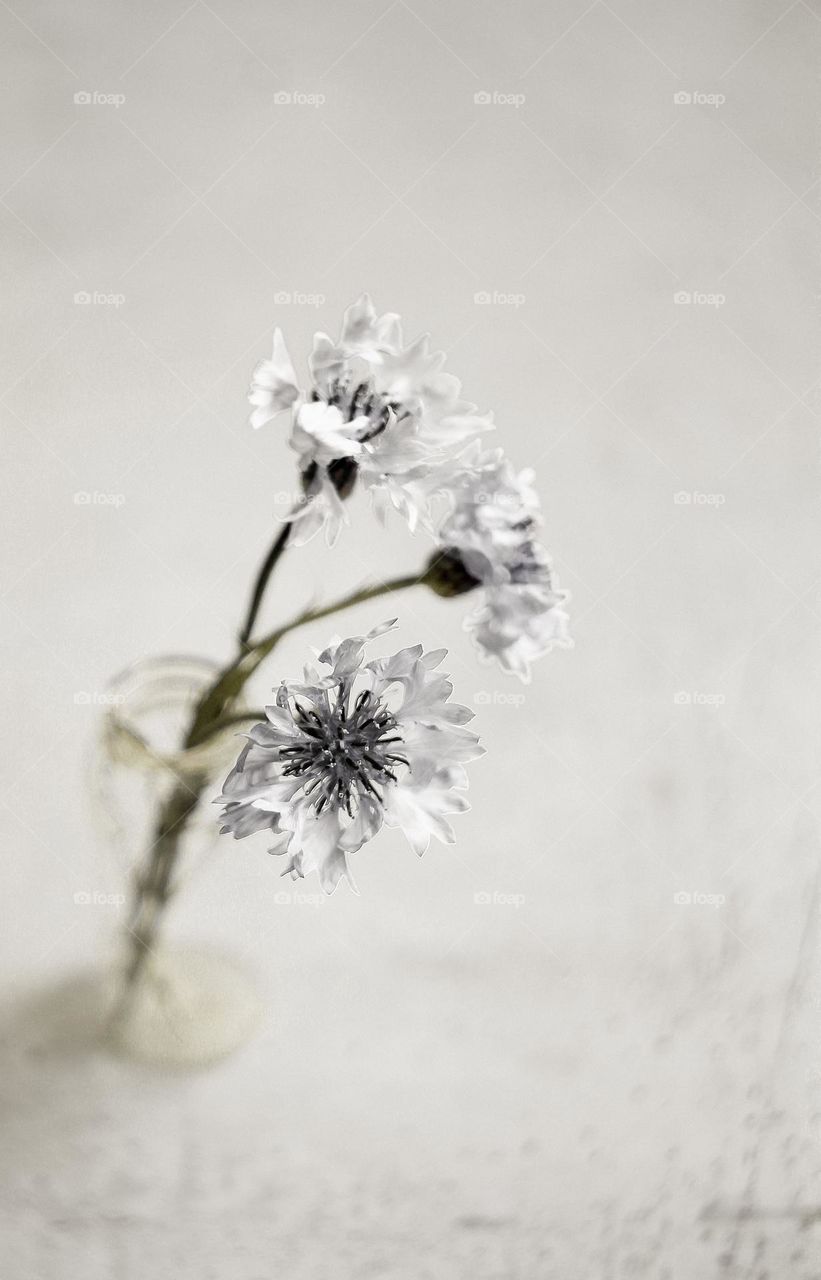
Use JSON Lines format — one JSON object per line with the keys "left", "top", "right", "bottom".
{"left": 313, "top": 377, "right": 398, "bottom": 443}
{"left": 278, "top": 688, "right": 409, "bottom": 815}
{"left": 302, "top": 377, "right": 405, "bottom": 500}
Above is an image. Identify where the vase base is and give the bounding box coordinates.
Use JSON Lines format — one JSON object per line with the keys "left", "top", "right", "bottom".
{"left": 104, "top": 946, "right": 263, "bottom": 1069}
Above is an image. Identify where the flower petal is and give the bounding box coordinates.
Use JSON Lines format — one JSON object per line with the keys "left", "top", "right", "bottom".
{"left": 248, "top": 328, "right": 300, "bottom": 428}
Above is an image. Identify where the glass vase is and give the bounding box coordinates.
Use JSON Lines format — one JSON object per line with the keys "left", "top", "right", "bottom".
{"left": 90, "top": 654, "right": 263, "bottom": 1068}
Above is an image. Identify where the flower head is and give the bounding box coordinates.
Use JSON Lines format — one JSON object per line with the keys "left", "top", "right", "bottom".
{"left": 248, "top": 296, "right": 492, "bottom": 545}
{"left": 217, "top": 622, "right": 483, "bottom": 893}
{"left": 427, "top": 446, "right": 571, "bottom": 681}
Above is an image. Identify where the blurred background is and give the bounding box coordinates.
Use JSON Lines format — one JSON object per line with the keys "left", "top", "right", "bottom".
{"left": 1, "top": 0, "right": 820, "bottom": 1275}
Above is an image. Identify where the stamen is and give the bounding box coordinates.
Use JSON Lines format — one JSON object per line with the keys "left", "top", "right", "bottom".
{"left": 279, "top": 682, "right": 406, "bottom": 816}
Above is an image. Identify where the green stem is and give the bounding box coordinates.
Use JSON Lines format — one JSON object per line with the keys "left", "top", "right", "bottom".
{"left": 185, "top": 572, "right": 423, "bottom": 750}
{"left": 237, "top": 520, "right": 293, "bottom": 650}
{"left": 117, "top": 570, "right": 425, "bottom": 1009}
{"left": 241, "top": 573, "right": 423, "bottom": 684}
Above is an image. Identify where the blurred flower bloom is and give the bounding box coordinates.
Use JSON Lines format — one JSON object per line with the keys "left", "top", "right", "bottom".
{"left": 427, "top": 446, "right": 572, "bottom": 681}
{"left": 218, "top": 621, "right": 483, "bottom": 892}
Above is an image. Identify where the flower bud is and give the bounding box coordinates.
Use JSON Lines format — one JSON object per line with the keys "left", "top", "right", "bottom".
{"left": 424, "top": 549, "right": 481, "bottom": 597}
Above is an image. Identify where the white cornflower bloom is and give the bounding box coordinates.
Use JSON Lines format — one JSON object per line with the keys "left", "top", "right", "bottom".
{"left": 427, "top": 446, "right": 572, "bottom": 682}
{"left": 217, "top": 621, "right": 483, "bottom": 893}
{"left": 248, "top": 296, "right": 492, "bottom": 545}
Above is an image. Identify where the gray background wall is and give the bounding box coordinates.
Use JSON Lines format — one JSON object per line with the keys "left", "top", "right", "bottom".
{"left": 1, "top": 1, "right": 820, "bottom": 1275}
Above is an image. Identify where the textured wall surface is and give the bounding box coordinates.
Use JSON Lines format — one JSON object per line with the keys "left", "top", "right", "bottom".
{"left": 1, "top": 1, "right": 820, "bottom": 1275}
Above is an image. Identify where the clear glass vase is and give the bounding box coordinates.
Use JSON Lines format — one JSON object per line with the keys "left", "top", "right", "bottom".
{"left": 90, "top": 654, "right": 263, "bottom": 1068}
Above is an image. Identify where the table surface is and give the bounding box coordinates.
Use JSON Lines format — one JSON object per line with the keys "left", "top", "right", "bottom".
{"left": 1, "top": 1, "right": 820, "bottom": 1276}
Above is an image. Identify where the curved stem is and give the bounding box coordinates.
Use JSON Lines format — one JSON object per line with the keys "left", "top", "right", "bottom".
{"left": 117, "top": 569, "right": 426, "bottom": 1010}
{"left": 238, "top": 520, "right": 293, "bottom": 650}
{"left": 187, "top": 572, "right": 424, "bottom": 749}
{"left": 241, "top": 573, "right": 424, "bottom": 685}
